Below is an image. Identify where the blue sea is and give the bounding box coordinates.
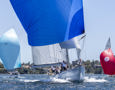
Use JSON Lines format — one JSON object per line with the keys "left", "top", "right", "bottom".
{"left": 0, "top": 74, "right": 114, "bottom": 90}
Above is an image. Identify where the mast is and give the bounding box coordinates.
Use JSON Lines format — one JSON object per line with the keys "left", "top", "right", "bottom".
{"left": 66, "top": 48, "right": 70, "bottom": 69}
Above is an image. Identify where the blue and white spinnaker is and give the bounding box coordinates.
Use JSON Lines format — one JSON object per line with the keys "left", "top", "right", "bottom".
{"left": 0, "top": 29, "right": 21, "bottom": 70}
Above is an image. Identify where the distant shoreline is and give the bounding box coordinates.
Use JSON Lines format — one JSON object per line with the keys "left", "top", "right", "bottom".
{"left": 0, "top": 60, "right": 103, "bottom": 74}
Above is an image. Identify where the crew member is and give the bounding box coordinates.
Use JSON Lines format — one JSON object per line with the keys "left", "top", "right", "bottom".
{"left": 61, "top": 61, "right": 67, "bottom": 71}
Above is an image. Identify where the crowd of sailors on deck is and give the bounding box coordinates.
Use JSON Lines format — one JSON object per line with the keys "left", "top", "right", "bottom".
{"left": 49, "top": 59, "right": 82, "bottom": 75}
{"left": 50, "top": 60, "right": 68, "bottom": 74}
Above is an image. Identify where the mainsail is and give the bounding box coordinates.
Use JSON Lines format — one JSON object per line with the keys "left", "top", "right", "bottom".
{"left": 32, "top": 44, "right": 65, "bottom": 66}
{"left": 105, "top": 37, "right": 111, "bottom": 50}
{"left": 0, "top": 29, "right": 21, "bottom": 70}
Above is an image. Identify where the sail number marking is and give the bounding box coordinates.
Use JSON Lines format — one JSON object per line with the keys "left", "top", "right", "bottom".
{"left": 104, "top": 57, "right": 110, "bottom": 62}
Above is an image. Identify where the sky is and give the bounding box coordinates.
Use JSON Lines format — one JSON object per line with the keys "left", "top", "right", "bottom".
{"left": 0, "top": 0, "right": 115, "bottom": 63}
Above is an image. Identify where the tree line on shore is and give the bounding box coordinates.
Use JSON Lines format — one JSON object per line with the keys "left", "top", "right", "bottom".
{"left": 0, "top": 60, "right": 103, "bottom": 74}
{"left": 82, "top": 60, "right": 103, "bottom": 74}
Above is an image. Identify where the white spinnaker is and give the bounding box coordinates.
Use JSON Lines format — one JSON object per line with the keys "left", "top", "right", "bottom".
{"left": 32, "top": 44, "right": 64, "bottom": 65}
{"left": 105, "top": 38, "right": 111, "bottom": 50}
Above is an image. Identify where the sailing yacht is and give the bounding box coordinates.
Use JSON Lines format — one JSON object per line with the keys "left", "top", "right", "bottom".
{"left": 100, "top": 38, "right": 115, "bottom": 75}
{"left": 10, "top": 0, "right": 85, "bottom": 81}
{"left": 0, "top": 29, "right": 21, "bottom": 76}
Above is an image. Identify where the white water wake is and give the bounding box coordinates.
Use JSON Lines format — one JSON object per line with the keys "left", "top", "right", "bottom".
{"left": 50, "top": 77, "right": 70, "bottom": 83}
{"left": 84, "top": 76, "right": 107, "bottom": 82}
{"left": 19, "top": 79, "right": 40, "bottom": 83}
{"left": 18, "top": 77, "right": 70, "bottom": 83}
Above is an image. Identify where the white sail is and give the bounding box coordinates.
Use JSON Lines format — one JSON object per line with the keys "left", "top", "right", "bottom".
{"left": 32, "top": 44, "right": 64, "bottom": 66}
{"left": 60, "top": 36, "right": 81, "bottom": 62}
{"left": 68, "top": 49, "right": 78, "bottom": 63}
{"left": 105, "top": 37, "right": 111, "bottom": 50}
{"left": 32, "top": 35, "right": 85, "bottom": 67}
{"left": 60, "top": 37, "right": 81, "bottom": 49}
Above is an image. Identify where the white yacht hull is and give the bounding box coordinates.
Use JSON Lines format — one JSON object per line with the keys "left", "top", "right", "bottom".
{"left": 55, "top": 65, "right": 85, "bottom": 82}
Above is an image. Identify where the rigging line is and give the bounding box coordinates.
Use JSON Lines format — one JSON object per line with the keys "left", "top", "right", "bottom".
{"left": 78, "top": 34, "right": 86, "bottom": 41}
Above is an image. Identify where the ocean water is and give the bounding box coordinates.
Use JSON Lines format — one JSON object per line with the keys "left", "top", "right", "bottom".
{"left": 0, "top": 74, "right": 114, "bottom": 90}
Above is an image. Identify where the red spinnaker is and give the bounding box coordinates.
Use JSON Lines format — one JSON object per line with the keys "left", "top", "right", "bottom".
{"left": 100, "top": 48, "right": 115, "bottom": 75}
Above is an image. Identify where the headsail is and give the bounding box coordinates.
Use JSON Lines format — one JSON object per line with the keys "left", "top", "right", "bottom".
{"left": 0, "top": 29, "right": 21, "bottom": 70}
{"left": 10, "top": 0, "right": 84, "bottom": 46}
{"left": 60, "top": 36, "right": 81, "bottom": 62}
{"left": 60, "top": 36, "right": 81, "bottom": 49}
